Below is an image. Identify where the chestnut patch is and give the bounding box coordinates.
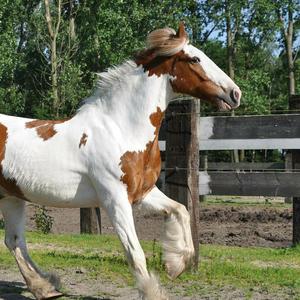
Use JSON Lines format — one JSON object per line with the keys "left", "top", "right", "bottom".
{"left": 26, "top": 119, "right": 68, "bottom": 141}
{"left": 120, "top": 107, "right": 164, "bottom": 204}
{"left": 0, "top": 123, "right": 27, "bottom": 200}
{"left": 135, "top": 50, "right": 222, "bottom": 104}
{"left": 79, "top": 133, "right": 88, "bottom": 148}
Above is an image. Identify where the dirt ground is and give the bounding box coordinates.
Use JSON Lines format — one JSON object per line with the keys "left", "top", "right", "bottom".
{"left": 24, "top": 202, "right": 293, "bottom": 248}
{"left": 0, "top": 201, "right": 294, "bottom": 299}
{"left": 1, "top": 267, "right": 295, "bottom": 300}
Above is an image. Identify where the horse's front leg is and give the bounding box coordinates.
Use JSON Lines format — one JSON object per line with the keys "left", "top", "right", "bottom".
{"left": 0, "top": 197, "right": 62, "bottom": 300}
{"left": 140, "top": 186, "right": 195, "bottom": 279}
{"left": 97, "top": 186, "right": 168, "bottom": 300}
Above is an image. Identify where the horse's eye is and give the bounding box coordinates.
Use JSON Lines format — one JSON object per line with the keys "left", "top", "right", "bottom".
{"left": 190, "top": 56, "right": 200, "bottom": 64}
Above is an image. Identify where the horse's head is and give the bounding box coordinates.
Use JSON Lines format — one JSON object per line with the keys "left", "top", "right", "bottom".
{"left": 135, "top": 23, "right": 241, "bottom": 111}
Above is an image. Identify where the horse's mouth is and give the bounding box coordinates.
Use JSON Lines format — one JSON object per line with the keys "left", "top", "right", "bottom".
{"left": 216, "top": 97, "right": 232, "bottom": 111}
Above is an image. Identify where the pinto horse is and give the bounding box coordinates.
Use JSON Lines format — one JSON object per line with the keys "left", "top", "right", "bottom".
{"left": 0, "top": 23, "right": 241, "bottom": 300}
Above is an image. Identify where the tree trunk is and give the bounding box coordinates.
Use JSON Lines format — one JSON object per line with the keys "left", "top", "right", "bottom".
{"left": 286, "top": 11, "right": 295, "bottom": 96}
{"left": 69, "top": 0, "right": 76, "bottom": 41}
{"left": 225, "top": 1, "right": 239, "bottom": 163}
{"left": 226, "top": 2, "right": 235, "bottom": 80}
{"left": 44, "top": 0, "right": 61, "bottom": 117}
{"left": 278, "top": 2, "right": 295, "bottom": 97}
{"left": 51, "top": 39, "right": 59, "bottom": 116}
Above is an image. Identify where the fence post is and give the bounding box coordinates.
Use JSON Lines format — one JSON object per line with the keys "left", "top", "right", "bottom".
{"left": 290, "top": 95, "right": 300, "bottom": 244}
{"left": 80, "top": 208, "right": 102, "bottom": 234}
{"left": 165, "top": 98, "right": 200, "bottom": 269}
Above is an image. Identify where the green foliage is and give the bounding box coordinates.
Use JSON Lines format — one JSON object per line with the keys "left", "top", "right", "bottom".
{"left": 33, "top": 206, "right": 54, "bottom": 234}
{"left": 236, "top": 70, "right": 271, "bottom": 115}
{"left": 0, "top": 87, "right": 25, "bottom": 115}
{"left": 0, "top": 0, "right": 298, "bottom": 120}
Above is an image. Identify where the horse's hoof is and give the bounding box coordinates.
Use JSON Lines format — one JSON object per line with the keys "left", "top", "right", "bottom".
{"left": 39, "top": 290, "right": 63, "bottom": 300}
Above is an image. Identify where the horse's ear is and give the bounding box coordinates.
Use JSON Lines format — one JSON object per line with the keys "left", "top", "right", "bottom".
{"left": 176, "top": 22, "right": 187, "bottom": 39}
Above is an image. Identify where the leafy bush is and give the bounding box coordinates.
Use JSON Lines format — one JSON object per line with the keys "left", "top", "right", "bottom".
{"left": 34, "top": 206, "right": 54, "bottom": 234}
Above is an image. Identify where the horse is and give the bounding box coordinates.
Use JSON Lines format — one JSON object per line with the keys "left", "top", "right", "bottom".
{"left": 0, "top": 23, "right": 241, "bottom": 300}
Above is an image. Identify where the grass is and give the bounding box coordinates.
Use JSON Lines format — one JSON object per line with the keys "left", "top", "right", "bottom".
{"left": 0, "top": 230, "right": 300, "bottom": 298}
{"left": 203, "top": 195, "right": 291, "bottom": 208}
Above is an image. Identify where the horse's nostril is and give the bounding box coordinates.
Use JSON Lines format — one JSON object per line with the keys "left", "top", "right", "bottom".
{"left": 230, "top": 89, "right": 240, "bottom": 104}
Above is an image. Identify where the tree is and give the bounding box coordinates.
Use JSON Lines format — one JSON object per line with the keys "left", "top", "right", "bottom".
{"left": 44, "top": 0, "right": 62, "bottom": 116}
{"left": 0, "top": 0, "right": 298, "bottom": 122}
{"left": 275, "top": 0, "right": 300, "bottom": 97}
{"left": 0, "top": 0, "right": 26, "bottom": 115}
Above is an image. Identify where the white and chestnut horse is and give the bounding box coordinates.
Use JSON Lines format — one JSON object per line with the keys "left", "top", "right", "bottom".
{"left": 0, "top": 23, "right": 240, "bottom": 300}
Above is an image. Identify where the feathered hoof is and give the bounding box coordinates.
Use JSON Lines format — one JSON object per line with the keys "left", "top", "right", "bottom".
{"left": 137, "top": 272, "right": 169, "bottom": 300}
{"left": 37, "top": 290, "right": 63, "bottom": 300}
{"left": 29, "top": 272, "right": 63, "bottom": 300}
{"left": 164, "top": 248, "right": 195, "bottom": 280}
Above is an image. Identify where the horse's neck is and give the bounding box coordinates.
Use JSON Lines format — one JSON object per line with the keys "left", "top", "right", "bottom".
{"left": 85, "top": 67, "right": 171, "bottom": 129}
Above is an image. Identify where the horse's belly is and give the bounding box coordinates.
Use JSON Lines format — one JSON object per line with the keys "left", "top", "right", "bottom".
{"left": 22, "top": 175, "right": 98, "bottom": 208}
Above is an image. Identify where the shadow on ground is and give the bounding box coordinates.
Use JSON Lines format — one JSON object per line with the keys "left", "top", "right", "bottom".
{"left": 0, "top": 282, "right": 112, "bottom": 300}
{"left": 0, "top": 281, "right": 32, "bottom": 300}
{"left": 64, "top": 296, "right": 111, "bottom": 300}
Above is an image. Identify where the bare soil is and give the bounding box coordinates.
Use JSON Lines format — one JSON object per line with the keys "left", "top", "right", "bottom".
{"left": 24, "top": 203, "right": 293, "bottom": 248}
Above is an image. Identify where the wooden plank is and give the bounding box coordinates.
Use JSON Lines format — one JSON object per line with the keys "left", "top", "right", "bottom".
{"left": 200, "top": 114, "right": 300, "bottom": 139}
{"left": 165, "top": 100, "right": 200, "bottom": 270}
{"left": 199, "top": 114, "right": 300, "bottom": 150}
{"left": 160, "top": 138, "right": 300, "bottom": 150}
{"left": 290, "top": 96, "right": 300, "bottom": 244}
{"left": 292, "top": 153, "right": 300, "bottom": 243}
{"left": 159, "top": 114, "right": 300, "bottom": 150}
{"left": 80, "top": 208, "right": 101, "bottom": 234}
{"left": 199, "top": 138, "right": 300, "bottom": 150}
{"left": 199, "top": 171, "right": 300, "bottom": 197}
{"left": 205, "top": 162, "right": 285, "bottom": 171}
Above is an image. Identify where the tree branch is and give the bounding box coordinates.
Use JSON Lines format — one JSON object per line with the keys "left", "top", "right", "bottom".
{"left": 293, "top": 47, "right": 299, "bottom": 63}
{"left": 44, "top": 0, "right": 54, "bottom": 39}
{"left": 276, "top": 7, "right": 288, "bottom": 41}
{"left": 201, "top": 23, "right": 218, "bottom": 44}
{"left": 55, "top": 0, "right": 62, "bottom": 36}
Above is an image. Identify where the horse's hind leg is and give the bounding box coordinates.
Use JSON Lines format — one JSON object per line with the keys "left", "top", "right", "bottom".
{"left": 0, "top": 197, "right": 62, "bottom": 300}
{"left": 140, "top": 187, "right": 195, "bottom": 279}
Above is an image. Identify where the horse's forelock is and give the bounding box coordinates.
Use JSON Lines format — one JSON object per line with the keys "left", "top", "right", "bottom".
{"left": 146, "top": 27, "right": 188, "bottom": 57}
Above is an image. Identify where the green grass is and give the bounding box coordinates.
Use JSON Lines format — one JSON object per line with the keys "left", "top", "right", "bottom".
{"left": 0, "top": 230, "right": 300, "bottom": 297}
{"left": 203, "top": 195, "right": 291, "bottom": 208}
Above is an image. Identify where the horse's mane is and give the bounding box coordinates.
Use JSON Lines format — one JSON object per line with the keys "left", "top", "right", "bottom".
{"left": 145, "top": 26, "right": 188, "bottom": 56}
{"left": 96, "top": 60, "right": 137, "bottom": 92}
{"left": 96, "top": 26, "right": 188, "bottom": 88}
{"left": 78, "top": 25, "right": 188, "bottom": 110}
{"left": 77, "top": 61, "right": 137, "bottom": 111}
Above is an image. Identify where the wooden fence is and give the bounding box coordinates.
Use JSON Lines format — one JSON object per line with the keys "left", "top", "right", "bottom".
{"left": 160, "top": 113, "right": 300, "bottom": 197}
{"left": 161, "top": 99, "right": 300, "bottom": 252}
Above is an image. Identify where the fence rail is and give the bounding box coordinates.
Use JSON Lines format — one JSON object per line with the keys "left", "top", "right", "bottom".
{"left": 202, "top": 162, "right": 285, "bottom": 171}
{"left": 159, "top": 113, "right": 300, "bottom": 151}
{"left": 199, "top": 171, "right": 300, "bottom": 197}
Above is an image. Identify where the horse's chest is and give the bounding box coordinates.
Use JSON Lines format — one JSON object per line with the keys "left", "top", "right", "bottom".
{"left": 119, "top": 138, "right": 161, "bottom": 204}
